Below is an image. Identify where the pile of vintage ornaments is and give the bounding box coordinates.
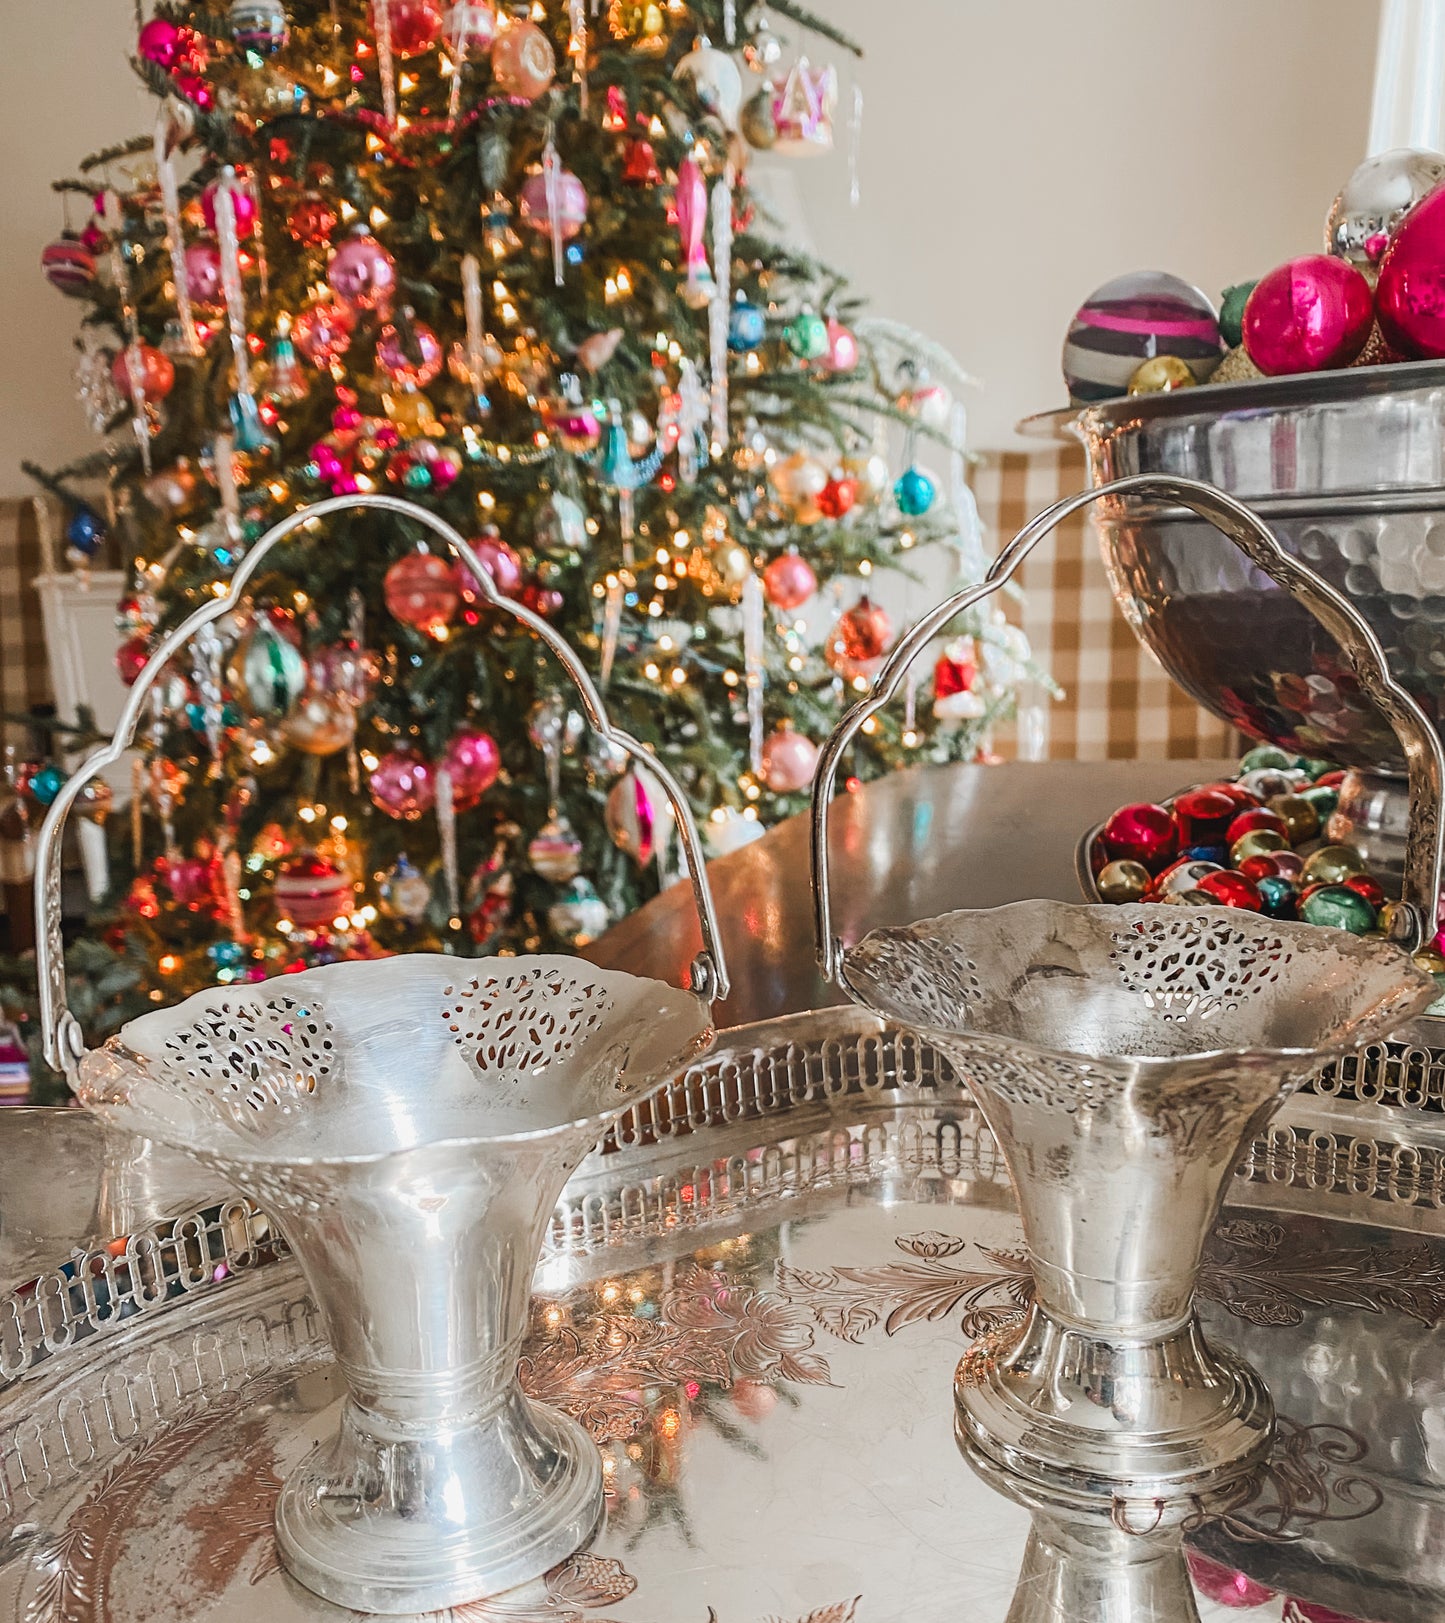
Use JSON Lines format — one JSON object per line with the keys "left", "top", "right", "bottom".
{"left": 1088, "top": 745, "right": 1445, "bottom": 987}
{"left": 1062, "top": 147, "right": 1445, "bottom": 403}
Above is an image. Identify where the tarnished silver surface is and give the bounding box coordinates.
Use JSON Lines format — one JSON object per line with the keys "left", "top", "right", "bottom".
{"left": 3, "top": 1013, "right": 1445, "bottom": 1621}
{"left": 1027, "top": 364, "right": 1445, "bottom": 898}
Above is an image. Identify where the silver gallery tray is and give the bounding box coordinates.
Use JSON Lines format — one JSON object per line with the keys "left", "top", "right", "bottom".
{"left": 2, "top": 1010, "right": 1444, "bottom": 1622}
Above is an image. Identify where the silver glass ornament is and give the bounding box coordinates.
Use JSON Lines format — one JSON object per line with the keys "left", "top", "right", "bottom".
{"left": 1326, "top": 146, "right": 1445, "bottom": 264}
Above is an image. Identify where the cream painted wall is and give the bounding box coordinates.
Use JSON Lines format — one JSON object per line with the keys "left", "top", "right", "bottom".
{"left": 0, "top": 0, "right": 1379, "bottom": 492}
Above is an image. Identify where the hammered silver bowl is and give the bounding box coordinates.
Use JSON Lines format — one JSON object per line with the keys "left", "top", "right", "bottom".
{"left": 1026, "top": 360, "right": 1445, "bottom": 887}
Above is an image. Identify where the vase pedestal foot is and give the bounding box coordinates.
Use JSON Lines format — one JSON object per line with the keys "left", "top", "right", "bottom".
{"left": 275, "top": 1384, "right": 603, "bottom": 1615}
{"left": 955, "top": 1306, "right": 1273, "bottom": 1526}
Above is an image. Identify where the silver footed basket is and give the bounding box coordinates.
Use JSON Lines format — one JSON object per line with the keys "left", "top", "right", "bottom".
{"left": 809, "top": 474, "right": 1438, "bottom": 1531}
{"left": 32, "top": 494, "right": 729, "bottom": 1616}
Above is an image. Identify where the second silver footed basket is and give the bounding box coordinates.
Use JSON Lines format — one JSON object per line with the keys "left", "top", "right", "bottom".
{"left": 810, "top": 474, "right": 1439, "bottom": 1527}
{"left": 32, "top": 495, "right": 730, "bottom": 1616}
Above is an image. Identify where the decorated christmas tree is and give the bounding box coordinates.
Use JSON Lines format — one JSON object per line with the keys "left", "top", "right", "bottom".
{"left": 28, "top": 0, "right": 1045, "bottom": 1013}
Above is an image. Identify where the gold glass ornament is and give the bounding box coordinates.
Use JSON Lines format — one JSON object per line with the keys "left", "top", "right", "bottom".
{"left": 282, "top": 692, "right": 358, "bottom": 756}
{"left": 1127, "top": 354, "right": 1197, "bottom": 394}
{"left": 1302, "top": 843, "right": 1368, "bottom": 886}
{"left": 1266, "top": 792, "right": 1320, "bottom": 844}
{"left": 1229, "top": 828, "right": 1288, "bottom": 866}
{"left": 1096, "top": 859, "right": 1150, "bottom": 903}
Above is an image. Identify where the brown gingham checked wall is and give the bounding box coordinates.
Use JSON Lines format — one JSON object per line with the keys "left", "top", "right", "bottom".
{"left": 0, "top": 501, "right": 55, "bottom": 740}
{"left": 972, "top": 444, "right": 1237, "bottom": 762}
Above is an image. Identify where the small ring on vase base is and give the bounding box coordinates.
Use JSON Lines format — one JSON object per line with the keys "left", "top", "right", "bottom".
{"left": 275, "top": 1387, "right": 604, "bottom": 1615}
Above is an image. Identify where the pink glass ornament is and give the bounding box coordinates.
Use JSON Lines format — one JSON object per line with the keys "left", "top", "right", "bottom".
{"left": 489, "top": 18, "right": 555, "bottom": 99}
{"left": 1242, "top": 255, "right": 1374, "bottom": 374}
{"left": 384, "top": 552, "right": 460, "bottom": 633}
{"left": 327, "top": 233, "right": 397, "bottom": 310}
{"left": 369, "top": 747, "right": 435, "bottom": 820}
{"left": 461, "top": 532, "right": 523, "bottom": 597}
{"left": 1193, "top": 869, "right": 1262, "bottom": 910}
{"left": 762, "top": 551, "right": 817, "bottom": 610}
{"left": 138, "top": 16, "right": 186, "bottom": 67}
{"left": 201, "top": 180, "right": 257, "bottom": 238}
{"left": 760, "top": 723, "right": 819, "bottom": 793}
{"left": 444, "top": 0, "right": 498, "bottom": 56}
{"left": 518, "top": 169, "right": 588, "bottom": 239}
{"left": 824, "top": 317, "right": 859, "bottom": 371}
{"left": 161, "top": 855, "right": 212, "bottom": 909}
{"left": 1184, "top": 1550, "right": 1276, "bottom": 1609}
{"left": 377, "top": 319, "right": 443, "bottom": 388}
{"left": 540, "top": 399, "right": 601, "bottom": 452}
{"left": 1172, "top": 786, "right": 1237, "bottom": 847}
{"left": 275, "top": 854, "right": 353, "bottom": 926}
{"left": 172, "top": 71, "right": 215, "bottom": 109}
{"left": 674, "top": 156, "right": 713, "bottom": 306}
{"left": 1377, "top": 180, "right": 1445, "bottom": 357}
{"left": 293, "top": 300, "right": 356, "bottom": 365}
{"left": 1100, "top": 801, "right": 1178, "bottom": 870}
{"left": 443, "top": 728, "right": 502, "bottom": 811}
{"left": 183, "top": 240, "right": 224, "bottom": 306}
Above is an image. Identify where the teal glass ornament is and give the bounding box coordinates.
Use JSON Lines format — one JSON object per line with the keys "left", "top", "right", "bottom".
{"left": 728, "top": 295, "right": 766, "bottom": 352}
{"left": 1255, "top": 875, "right": 1297, "bottom": 919}
{"left": 894, "top": 466, "right": 936, "bottom": 516}
{"left": 1300, "top": 883, "right": 1376, "bottom": 934}
{"left": 208, "top": 939, "right": 248, "bottom": 970}
{"left": 784, "top": 309, "right": 828, "bottom": 360}
{"left": 28, "top": 765, "right": 65, "bottom": 806}
{"left": 1300, "top": 782, "right": 1340, "bottom": 820}
{"left": 229, "top": 390, "right": 277, "bottom": 453}
{"left": 403, "top": 462, "right": 433, "bottom": 490}
{"left": 1292, "top": 755, "right": 1336, "bottom": 780}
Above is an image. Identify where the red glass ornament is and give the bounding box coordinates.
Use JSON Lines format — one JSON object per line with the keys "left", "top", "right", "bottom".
{"left": 934, "top": 648, "right": 978, "bottom": 700}
{"left": 293, "top": 299, "right": 355, "bottom": 365}
{"left": 442, "top": 728, "right": 502, "bottom": 811}
{"left": 275, "top": 853, "right": 353, "bottom": 927}
{"left": 816, "top": 476, "right": 857, "bottom": 519}
{"left": 1316, "top": 769, "right": 1347, "bottom": 787}
{"left": 461, "top": 532, "right": 523, "bottom": 597}
{"left": 825, "top": 597, "right": 892, "bottom": 674}
{"left": 116, "top": 634, "right": 151, "bottom": 686}
{"left": 1184, "top": 1550, "right": 1276, "bottom": 1609}
{"left": 110, "top": 344, "right": 176, "bottom": 404}
{"left": 1173, "top": 787, "right": 1237, "bottom": 847}
{"left": 1207, "top": 780, "right": 1262, "bottom": 809}
{"left": 1343, "top": 873, "right": 1386, "bottom": 908}
{"left": 521, "top": 582, "right": 565, "bottom": 618}
{"left": 201, "top": 180, "right": 258, "bottom": 238}
{"left": 384, "top": 553, "right": 460, "bottom": 634}
{"left": 1101, "top": 802, "right": 1178, "bottom": 870}
{"left": 622, "top": 138, "right": 662, "bottom": 186}
{"left": 1193, "top": 869, "right": 1262, "bottom": 910}
{"left": 1225, "top": 807, "right": 1289, "bottom": 846}
{"left": 370, "top": 0, "right": 444, "bottom": 56}
{"left": 1242, "top": 255, "right": 1374, "bottom": 374}
{"left": 288, "top": 195, "right": 339, "bottom": 246}
{"left": 369, "top": 748, "right": 435, "bottom": 820}
{"left": 762, "top": 551, "right": 817, "bottom": 610}
{"left": 1377, "top": 180, "right": 1445, "bottom": 357}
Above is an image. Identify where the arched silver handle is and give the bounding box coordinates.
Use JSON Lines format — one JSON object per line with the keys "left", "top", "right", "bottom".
{"left": 36, "top": 492, "right": 730, "bottom": 1075}
{"left": 811, "top": 473, "right": 1445, "bottom": 978}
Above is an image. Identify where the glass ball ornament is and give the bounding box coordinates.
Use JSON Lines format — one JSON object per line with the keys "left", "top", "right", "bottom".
{"left": 518, "top": 168, "right": 588, "bottom": 239}
{"left": 182, "top": 240, "right": 223, "bottom": 307}
{"left": 293, "top": 299, "right": 355, "bottom": 365}
{"left": 1193, "top": 869, "right": 1262, "bottom": 911}
{"left": 548, "top": 876, "right": 610, "bottom": 947}
{"left": 816, "top": 475, "right": 857, "bottom": 519}
{"left": 1377, "top": 179, "right": 1445, "bottom": 357}
{"left": 230, "top": 0, "right": 290, "bottom": 53}
{"left": 384, "top": 551, "right": 460, "bottom": 634}
{"left": 1172, "top": 786, "right": 1236, "bottom": 846}
{"left": 281, "top": 691, "right": 357, "bottom": 755}
{"left": 1127, "top": 354, "right": 1196, "bottom": 394}
{"left": 825, "top": 597, "right": 892, "bottom": 678}
{"left": 1062, "top": 270, "right": 1223, "bottom": 404}
{"left": 1096, "top": 859, "right": 1151, "bottom": 903}
{"left": 376, "top": 319, "right": 443, "bottom": 390}
{"left": 1301, "top": 843, "right": 1367, "bottom": 887}
{"left": 1239, "top": 744, "right": 1293, "bottom": 771}
{"left": 27, "top": 765, "right": 66, "bottom": 807}
{"left": 311, "top": 639, "right": 380, "bottom": 704}
{"left": 288, "top": 195, "right": 338, "bottom": 246}
{"left": 728, "top": 294, "right": 767, "bottom": 352}
{"left": 840, "top": 450, "right": 889, "bottom": 501}
{"left": 739, "top": 86, "right": 777, "bottom": 149}
{"left": 65, "top": 508, "right": 105, "bottom": 559}
{"left": 160, "top": 854, "right": 213, "bottom": 909}
{"left": 824, "top": 318, "right": 859, "bottom": 372}
{"left": 784, "top": 309, "right": 829, "bottom": 360}
{"left": 138, "top": 15, "right": 187, "bottom": 67}
{"left": 41, "top": 233, "right": 96, "bottom": 296}
{"left": 606, "top": 767, "right": 669, "bottom": 864}
{"left": 208, "top": 939, "right": 248, "bottom": 973}
{"left": 443, "top": 0, "right": 497, "bottom": 55}
{"left": 760, "top": 721, "right": 818, "bottom": 793}
{"left": 521, "top": 581, "right": 564, "bottom": 618}
{"left": 370, "top": 0, "right": 443, "bottom": 55}
{"left": 769, "top": 450, "right": 828, "bottom": 509}
{"left": 462, "top": 530, "right": 523, "bottom": 597}
{"left": 1267, "top": 792, "right": 1320, "bottom": 843}
{"left": 1101, "top": 801, "right": 1177, "bottom": 870}
{"left": 327, "top": 233, "right": 397, "bottom": 310}
{"left": 893, "top": 466, "right": 936, "bottom": 517}
{"left": 110, "top": 344, "right": 175, "bottom": 404}
{"left": 1243, "top": 256, "right": 1374, "bottom": 374}
{"left": 528, "top": 813, "right": 583, "bottom": 880}
{"left": 1326, "top": 147, "right": 1445, "bottom": 266}
{"left": 762, "top": 550, "right": 817, "bottom": 610}
{"left": 441, "top": 728, "right": 501, "bottom": 811}
{"left": 368, "top": 747, "right": 435, "bottom": 820}
{"left": 673, "top": 36, "right": 744, "bottom": 127}
{"left": 899, "top": 381, "right": 952, "bottom": 430}
{"left": 1300, "top": 883, "right": 1377, "bottom": 934}
{"left": 226, "top": 622, "right": 306, "bottom": 716}
{"left": 378, "top": 854, "right": 432, "bottom": 922}
{"left": 275, "top": 853, "right": 353, "bottom": 928}
{"left": 1229, "top": 828, "right": 1288, "bottom": 867}
{"left": 490, "top": 19, "right": 556, "bottom": 99}
{"left": 116, "top": 634, "right": 151, "bottom": 687}
{"left": 539, "top": 397, "right": 601, "bottom": 452}
{"left": 201, "top": 180, "right": 257, "bottom": 237}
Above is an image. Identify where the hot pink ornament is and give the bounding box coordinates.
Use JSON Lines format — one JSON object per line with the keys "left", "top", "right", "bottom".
{"left": 824, "top": 318, "right": 859, "bottom": 372}
{"left": 1183, "top": 1551, "right": 1276, "bottom": 1609}
{"left": 377, "top": 320, "right": 443, "bottom": 389}
{"left": 138, "top": 16, "right": 186, "bottom": 67}
{"left": 201, "top": 180, "right": 257, "bottom": 238}
{"left": 760, "top": 723, "right": 819, "bottom": 793}
{"left": 1377, "top": 180, "right": 1445, "bottom": 357}
{"left": 183, "top": 240, "right": 224, "bottom": 306}
{"left": 369, "top": 747, "right": 436, "bottom": 820}
{"left": 1241, "top": 255, "right": 1374, "bottom": 375}
{"left": 293, "top": 300, "right": 356, "bottom": 365}
{"left": 461, "top": 532, "right": 523, "bottom": 597}
{"left": 161, "top": 855, "right": 212, "bottom": 909}
{"left": 1100, "top": 801, "right": 1178, "bottom": 871}
{"left": 518, "top": 169, "right": 588, "bottom": 239}
{"left": 674, "top": 156, "right": 713, "bottom": 307}
{"left": 327, "top": 233, "right": 397, "bottom": 310}
{"left": 442, "top": 729, "right": 502, "bottom": 811}
{"left": 173, "top": 72, "right": 214, "bottom": 109}
{"left": 762, "top": 551, "right": 817, "bottom": 610}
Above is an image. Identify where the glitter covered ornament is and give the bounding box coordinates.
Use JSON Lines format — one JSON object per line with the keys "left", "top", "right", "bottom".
{"left": 1242, "top": 256, "right": 1374, "bottom": 374}
{"left": 327, "top": 233, "right": 397, "bottom": 310}
{"left": 762, "top": 550, "right": 817, "bottom": 610}
{"left": 384, "top": 552, "right": 460, "bottom": 633}
{"left": 1062, "top": 271, "right": 1223, "bottom": 403}
{"left": 760, "top": 721, "right": 818, "bottom": 793}
{"left": 490, "top": 18, "right": 555, "bottom": 99}
{"left": 369, "top": 747, "right": 435, "bottom": 820}
{"left": 275, "top": 853, "right": 352, "bottom": 928}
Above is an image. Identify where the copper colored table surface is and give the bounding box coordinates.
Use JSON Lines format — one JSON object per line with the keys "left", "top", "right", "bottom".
{"left": 586, "top": 759, "right": 1235, "bottom": 1026}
